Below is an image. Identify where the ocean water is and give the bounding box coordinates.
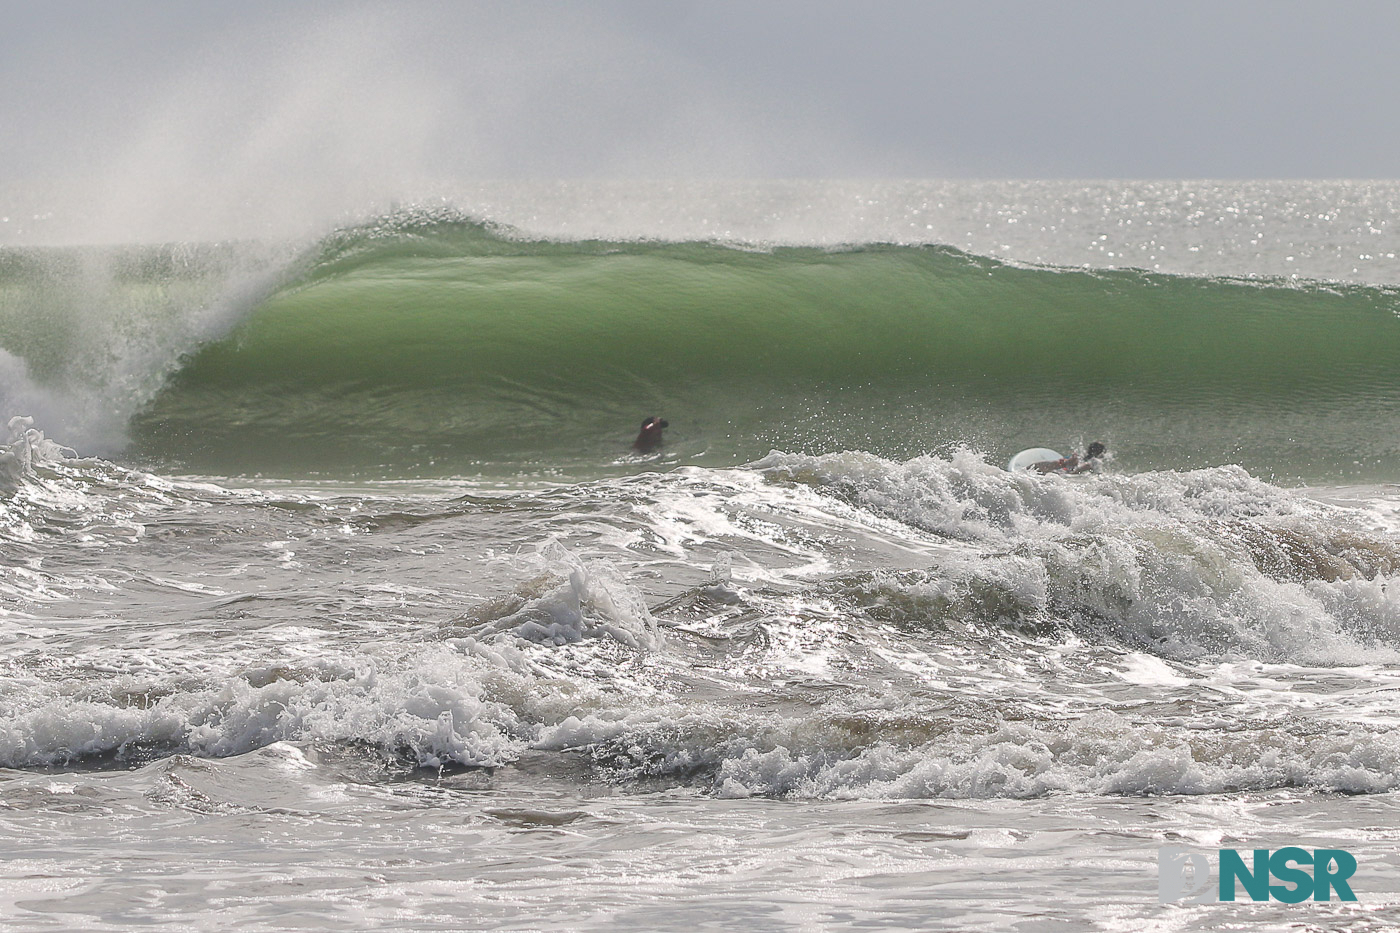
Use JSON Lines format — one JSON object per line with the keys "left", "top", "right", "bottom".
{"left": 4, "top": 180, "right": 1400, "bottom": 931}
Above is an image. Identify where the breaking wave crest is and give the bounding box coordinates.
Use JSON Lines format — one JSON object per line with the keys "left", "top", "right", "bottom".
{"left": 2, "top": 210, "right": 1399, "bottom": 479}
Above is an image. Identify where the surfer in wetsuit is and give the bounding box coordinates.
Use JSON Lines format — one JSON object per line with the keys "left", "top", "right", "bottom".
{"left": 1033, "top": 442, "right": 1106, "bottom": 475}
{"left": 633, "top": 417, "right": 668, "bottom": 453}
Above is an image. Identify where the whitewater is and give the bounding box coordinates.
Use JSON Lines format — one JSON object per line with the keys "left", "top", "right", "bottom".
{"left": 4, "top": 180, "right": 1400, "bottom": 931}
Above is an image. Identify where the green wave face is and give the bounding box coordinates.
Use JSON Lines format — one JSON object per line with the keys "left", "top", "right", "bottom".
{"left": 89, "top": 221, "right": 1400, "bottom": 480}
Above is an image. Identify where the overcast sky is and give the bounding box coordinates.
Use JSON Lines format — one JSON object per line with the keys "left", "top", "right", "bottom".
{"left": 5, "top": 0, "right": 1400, "bottom": 180}
{"left": 2, "top": 0, "right": 1399, "bottom": 242}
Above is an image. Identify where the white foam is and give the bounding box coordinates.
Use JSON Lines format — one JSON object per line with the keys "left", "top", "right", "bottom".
{"left": 1117, "top": 652, "right": 1193, "bottom": 686}
{"left": 0, "top": 644, "right": 525, "bottom": 770}
{"left": 754, "top": 450, "right": 1400, "bottom": 665}
{"left": 462, "top": 540, "right": 663, "bottom": 651}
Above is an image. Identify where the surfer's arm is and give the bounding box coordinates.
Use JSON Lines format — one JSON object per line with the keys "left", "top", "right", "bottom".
{"left": 1032, "top": 454, "right": 1078, "bottom": 474}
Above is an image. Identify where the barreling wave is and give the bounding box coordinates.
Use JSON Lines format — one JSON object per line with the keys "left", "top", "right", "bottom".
{"left": 4, "top": 210, "right": 1400, "bottom": 480}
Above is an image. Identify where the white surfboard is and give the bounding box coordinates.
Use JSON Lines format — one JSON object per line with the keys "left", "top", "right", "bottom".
{"left": 1007, "top": 447, "right": 1063, "bottom": 472}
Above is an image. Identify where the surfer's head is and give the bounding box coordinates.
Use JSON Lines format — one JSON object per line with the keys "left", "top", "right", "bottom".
{"left": 633, "top": 417, "right": 668, "bottom": 452}
{"left": 1086, "top": 442, "right": 1106, "bottom": 459}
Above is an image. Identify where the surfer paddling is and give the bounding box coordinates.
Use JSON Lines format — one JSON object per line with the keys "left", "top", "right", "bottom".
{"left": 1032, "top": 442, "right": 1106, "bottom": 475}
{"left": 632, "top": 416, "right": 668, "bottom": 453}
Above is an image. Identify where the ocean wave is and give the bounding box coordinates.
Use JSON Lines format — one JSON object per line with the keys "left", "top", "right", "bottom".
{"left": 2, "top": 211, "right": 1399, "bottom": 479}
